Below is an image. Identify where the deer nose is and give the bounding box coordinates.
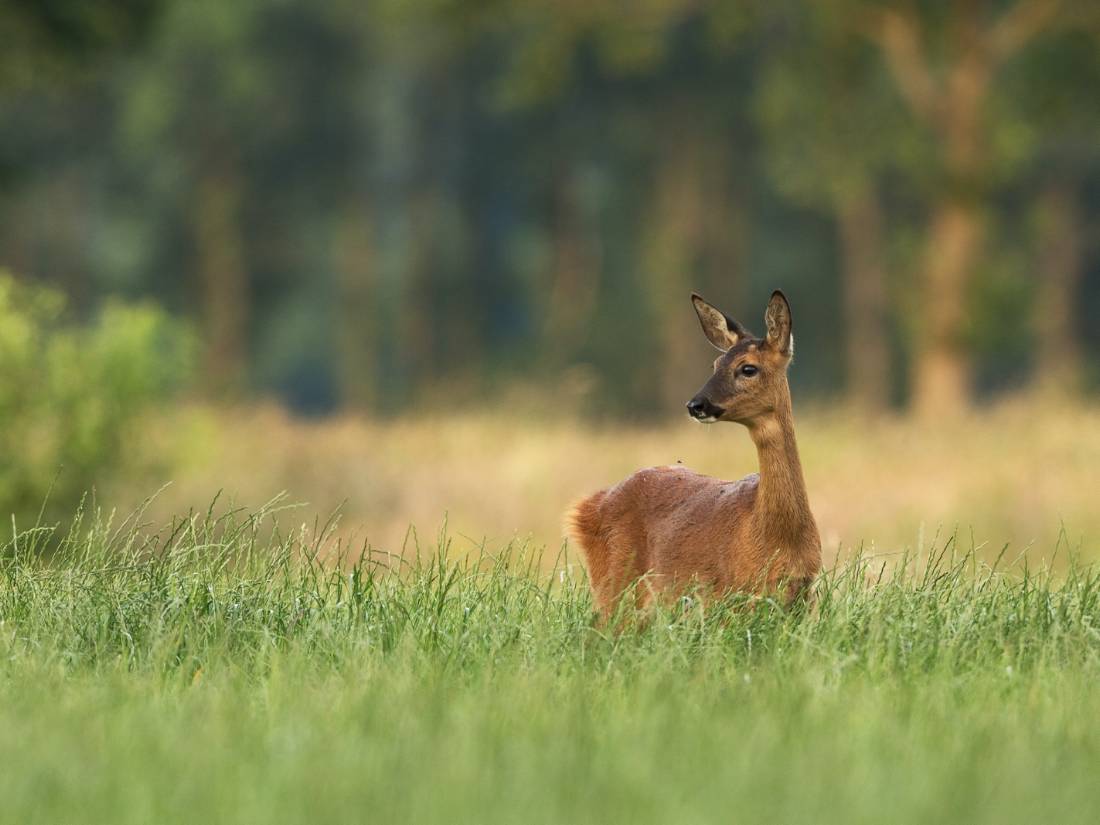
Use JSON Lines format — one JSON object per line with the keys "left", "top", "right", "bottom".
{"left": 686, "top": 397, "right": 716, "bottom": 420}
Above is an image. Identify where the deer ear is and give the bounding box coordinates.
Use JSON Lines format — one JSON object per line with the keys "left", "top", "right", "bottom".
{"left": 764, "top": 290, "right": 793, "bottom": 356}
{"left": 692, "top": 293, "right": 747, "bottom": 352}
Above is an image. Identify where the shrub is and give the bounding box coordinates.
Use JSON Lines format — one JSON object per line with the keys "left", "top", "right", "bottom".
{"left": 0, "top": 272, "right": 193, "bottom": 525}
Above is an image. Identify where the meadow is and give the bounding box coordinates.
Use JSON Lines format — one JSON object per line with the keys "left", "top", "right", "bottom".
{"left": 1, "top": 500, "right": 1098, "bottom": 824}
{"left": 3, "top": 405, "right": 1100, "bottom": 824}
{"left": 121, "top": 400, "right": 1100, "bottom": 566}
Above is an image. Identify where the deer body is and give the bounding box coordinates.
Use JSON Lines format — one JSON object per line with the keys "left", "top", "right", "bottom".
{"left": 567, "top": 291, "right": 821, "bottom": 617}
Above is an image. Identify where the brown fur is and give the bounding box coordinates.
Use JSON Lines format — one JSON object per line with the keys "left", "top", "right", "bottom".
{"left": 566, "top": 291, "right": 821, "bottom": 619}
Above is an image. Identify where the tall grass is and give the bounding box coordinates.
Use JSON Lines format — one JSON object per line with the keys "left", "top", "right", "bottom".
{"left": 118, "top": 401, "right": 1100, "bottom": 566}
{"left": 1, "top": 502, "right": 1098, "bottom": 823}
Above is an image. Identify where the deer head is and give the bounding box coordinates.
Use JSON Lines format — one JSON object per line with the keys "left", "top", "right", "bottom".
{"left": 686, "top": 290, "right": 794, "bottom": 425}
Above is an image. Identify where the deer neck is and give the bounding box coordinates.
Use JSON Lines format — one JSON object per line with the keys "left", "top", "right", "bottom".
{"left": 746, "top": 394, "right": 814, "bottom": 547}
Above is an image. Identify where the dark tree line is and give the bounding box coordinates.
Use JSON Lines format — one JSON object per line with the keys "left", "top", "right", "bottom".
{"left": 2, "top": 0, "right": 1100, "bottom": 417}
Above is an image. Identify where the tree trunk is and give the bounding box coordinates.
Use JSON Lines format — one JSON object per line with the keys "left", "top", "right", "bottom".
{"left": 912, "top": 199, "right": 983, "bottom": 418}
{"left": 1034, "top": 179, "right": 1083, "bottom": 395}
{"left": 194, "top": 157, "right": 249, "bottom": 396}
{"left": 404, "top": 188, "right": 439, "bottom": 382}
{"left": 543, "top": 169, "right": 601, "bottom": 368}
{"left": 701, "top": 141, "right": 750, "bottom": 317}
{"left": 48, "top": 170, "right": 93, "bottom": 314}
{"left": 644, "top": 126, "right": 706, "bottom": 415}
{"left": 866, "top": 2, "right": 1053, "bottom": 417}
{"left": 644, "top": 122, "right": 751, "bottom": 416}
{"left": 835, "top": 187, "right": 890, "bottom": 411}
{"left": 335, "top": 196, "right": 377, "bottom": 411}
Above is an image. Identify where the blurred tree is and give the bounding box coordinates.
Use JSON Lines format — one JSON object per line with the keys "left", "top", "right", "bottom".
{"left": 1034, "top": 180, "right": 1085, "bottom": 392}
{"left": 117, "top": 1, "right": 260, "bottom": 393}
{"left": 862, "top": 0, "right": 1074, "bottom": 415}
{"left": 334, "top": 193, "right": 378, "bottom": 410}
{"left": 472, "top": 2, "right": 760, "bottom": 414}
{"left": 1007, "top": 25, "right": 1100, "bottom": 395}
{"left": 542, "top": 164, "right": 602, "bottom": 372}
{"left": 756, "top": 7, "right": 913, "bottom": 411}
{"left": 3, "top": 0, "right": 1099, "bottom": 420}
{"left": 120, "top": 0, "right": 366, "bottom": 402}
{"left": 0, "top": 0, "right": 166, "bottom": 310}
{"left": 0, "top": 0, "right": 162, "bottom": 86}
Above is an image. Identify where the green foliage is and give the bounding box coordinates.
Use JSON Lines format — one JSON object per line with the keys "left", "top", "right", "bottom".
{"left": 1, "top": 505, "right": 1099, "bottom": 822}
{"left": 755, "top": 7, "right": 910, "bottom": 207}
{"left": 1, "top": 1, "right": 1099, "bottom": 414}
{"left": 0, "top": 0, "right": 164, "bottom": 93}
{"left": 0, "top": 272, "right": 192, "bottom": 523}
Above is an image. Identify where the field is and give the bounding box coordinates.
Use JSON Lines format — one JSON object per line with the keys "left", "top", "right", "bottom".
{"left": 122, "top": 401, "right": 1100, "bottom": 564}
{"left": 3, "top": 498, "right": 1100, "bottom": 824}
{"left": 4, "top": 406, "right": 1100, "bottom": 823}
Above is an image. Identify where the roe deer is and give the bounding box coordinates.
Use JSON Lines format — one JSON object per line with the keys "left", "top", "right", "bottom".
{"left": 566, "top": 290, "right": 821, "bottom": 618}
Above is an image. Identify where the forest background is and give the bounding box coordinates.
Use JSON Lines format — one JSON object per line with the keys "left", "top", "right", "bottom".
{"left": 3, "top": 0, "right": 1100, "bottom": 559}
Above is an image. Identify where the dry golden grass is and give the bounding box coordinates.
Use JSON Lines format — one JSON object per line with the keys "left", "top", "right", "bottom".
{"left": 118, "top": 398, "right": 1100, "bottom": 565}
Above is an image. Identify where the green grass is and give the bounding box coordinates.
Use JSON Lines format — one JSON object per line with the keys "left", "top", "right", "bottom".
{"left": 2, "top": 502, "right": 1099, "bottom": 824}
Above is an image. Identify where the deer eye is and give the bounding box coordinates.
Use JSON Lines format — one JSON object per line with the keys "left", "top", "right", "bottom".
{"left": 739, "top": 364, "right": 759, "bottom": 377}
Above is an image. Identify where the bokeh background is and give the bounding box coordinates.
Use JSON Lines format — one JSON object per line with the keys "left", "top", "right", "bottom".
{"left": 2, "top": 0, "right": 1100, "bottom": 561}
